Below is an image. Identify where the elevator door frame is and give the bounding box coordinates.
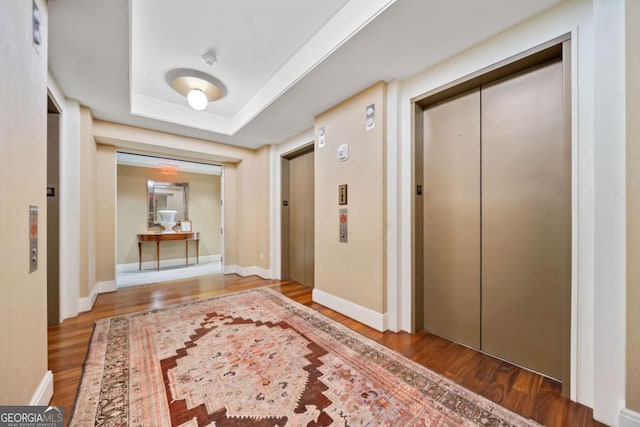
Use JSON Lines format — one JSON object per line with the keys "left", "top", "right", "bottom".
{"left": 412, "top": 36, "right": 572, "bottom": 395}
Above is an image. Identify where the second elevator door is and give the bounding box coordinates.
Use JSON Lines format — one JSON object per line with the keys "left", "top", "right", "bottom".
{"left": 423, "top": 59, "right": 568, "bottom": 380}
{"left": 289, "top": 150, "right": 315, "bottom": 287}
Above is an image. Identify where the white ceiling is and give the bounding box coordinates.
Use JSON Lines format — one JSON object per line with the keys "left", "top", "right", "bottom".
{"left": 48, "top": 0, "right": 564, "bottom": 150}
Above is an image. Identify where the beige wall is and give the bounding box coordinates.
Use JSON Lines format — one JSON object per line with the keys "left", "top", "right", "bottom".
{"left": 117, "top": 165, "right": 221, "bottom": 265}
{"left": 626, "top": 0, "right": 640, "bottom": 413}
{"left": 191, "top": 171, "right": 222, "bottom": 256}
{"left": 0, "top": 0, "right": 49, "bottom": 403}
{"left": 237, "top": 146, "right": 270, "bottom": 269}
{"left": 96, "top": 144, "right": 116, "bottom": 283}
{"left": 314, "top": 82, "right": 387, "bottom": 313}
{"left": 223, "top": 163, "right": 238, "bottom": 266}
{"left": 79, "top": 107, "right": 97, "bottom": 298}
{"left": 224, "top": 146, "right": 270, "bottom": 269}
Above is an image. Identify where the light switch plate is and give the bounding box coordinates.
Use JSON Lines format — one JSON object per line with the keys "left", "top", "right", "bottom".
{"left": 366, "top": 104, "right": 375, "bottom": 131}
{"left": 318, "top": 126, "right": 325, "bottom": 148}
{"left": 337, "top": 144, "right": 349, "bottom": 161}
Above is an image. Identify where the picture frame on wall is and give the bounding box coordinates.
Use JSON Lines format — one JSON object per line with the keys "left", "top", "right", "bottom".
{"left": 180, "top": 220, "right": 192, "bottom": 232}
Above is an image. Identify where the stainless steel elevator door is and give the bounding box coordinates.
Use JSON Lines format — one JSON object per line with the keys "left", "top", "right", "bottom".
{"left": 481, "top": 60, "right": 569, "bottom": 379}
{"left": 423, "top": 89, "right": 481, "bottom": 349}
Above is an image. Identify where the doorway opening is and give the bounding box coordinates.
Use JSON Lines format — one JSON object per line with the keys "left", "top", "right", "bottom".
{"left": 115, "top": 152, "right": 224, "bottom": 287}
{"left": 46, "top": 92, "right": 62, "bottom": 326}
{"left": 281, "top": 146, "right": 315, "bottom": 287}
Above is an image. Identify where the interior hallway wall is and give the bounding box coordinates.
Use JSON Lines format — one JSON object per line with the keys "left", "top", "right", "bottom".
{"left": 223, "top": 163, "right": 237, "bottom": 267}
{"left": 226, "top": 145, "right": 271, "bottom": 274}
{"left": 0, "top": 0, "right": 50, "bottom": 404}
{"left": 314, "top": 82, "right": 387, "bottom": 326}
{"left": 96, "top": 144, "right": 116, "bottom": 284}
{"left": 79, "top": 107, "right": 97, "bottom": 299}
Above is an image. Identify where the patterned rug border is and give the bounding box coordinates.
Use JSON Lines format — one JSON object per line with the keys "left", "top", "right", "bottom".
{"left": 71, "top": 286, "right": 541, "bottom": 426}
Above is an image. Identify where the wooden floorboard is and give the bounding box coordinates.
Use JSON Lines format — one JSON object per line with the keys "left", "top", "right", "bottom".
{"left": 48, "top": 274, "right": 605, "bottom": 426}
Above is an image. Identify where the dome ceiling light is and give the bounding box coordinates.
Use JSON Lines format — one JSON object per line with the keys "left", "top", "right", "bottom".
{"left": 166, "top": 67, "right": 226, "bottom": 111}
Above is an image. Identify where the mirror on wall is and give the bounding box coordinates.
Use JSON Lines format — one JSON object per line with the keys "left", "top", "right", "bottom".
{"left": 147, "top": 180, "right": 189, "bottom": 228}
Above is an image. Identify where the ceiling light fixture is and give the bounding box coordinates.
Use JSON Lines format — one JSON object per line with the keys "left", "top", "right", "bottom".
{"left": 166, "top": 68, "right": 227, "bottom": 111}
{"left": 187, "top": 89, "right": 208, "bottom": 110}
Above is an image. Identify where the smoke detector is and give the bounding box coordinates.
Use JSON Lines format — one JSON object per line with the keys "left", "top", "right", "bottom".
{"left": 201, "top": 51, "right": 217, "bottom": 67}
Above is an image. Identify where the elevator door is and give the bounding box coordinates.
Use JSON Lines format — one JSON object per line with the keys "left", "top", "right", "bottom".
{"left": 288, "top": 151, "right": 314, "bottom": 287}
{"left": 422, "top": 59, "right": 569, "bottom": 380}
{"left": 423, "top": 90, "right": 481, "bottom": 349}
{"left": 481, "top": 60, "right": 568, "bottom": 379}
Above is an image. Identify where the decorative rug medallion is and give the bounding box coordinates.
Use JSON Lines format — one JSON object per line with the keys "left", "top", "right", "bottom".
{"left": 71, "top": 288, "right": 540, "bottom": 426}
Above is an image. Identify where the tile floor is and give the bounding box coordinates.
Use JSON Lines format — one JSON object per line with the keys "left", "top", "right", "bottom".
{"left": 116, "top": 261, "right": 222, "bottom": 288}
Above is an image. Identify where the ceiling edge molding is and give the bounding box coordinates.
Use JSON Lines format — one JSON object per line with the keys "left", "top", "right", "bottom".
{"left": 130, "top": 93, "right": 236, "bottom": 135}
{"left": 92, "top": 120, "right": 247, "bottom": 164}
{"left": 128, "top": 0, "right": 396, "bottom": 136}
{"left": 228, "top": 0, "right": 397, "bottom": 134}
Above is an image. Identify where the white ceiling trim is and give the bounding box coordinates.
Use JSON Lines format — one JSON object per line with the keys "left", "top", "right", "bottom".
{"left": 129, "top": 0, "right": 396, "bottom": 137}
{"left": 130, "top": 93, "right": 237, "bottom": 135}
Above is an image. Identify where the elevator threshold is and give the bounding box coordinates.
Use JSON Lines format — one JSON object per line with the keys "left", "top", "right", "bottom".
{"left": 422, "top": 328, "right": 562, "bottom": 383}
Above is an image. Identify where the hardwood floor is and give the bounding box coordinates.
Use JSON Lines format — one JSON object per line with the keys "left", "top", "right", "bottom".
{"left": 48, "top": 274, "right": 605, "bottom": 426}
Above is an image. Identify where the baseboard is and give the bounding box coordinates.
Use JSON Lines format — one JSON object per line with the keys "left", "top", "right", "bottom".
{"left": 117, "top": 254, "right": 221, "bottom": 273}
{"left": 78, "top": 280, "right": 117, "bottom": 313}
{"left": 29, "top": 370, "right": 53, "bottom": 406}
{"left": 620, "top": 408, "right": 640, "bottom": 427}
{"left": 223, "top": 264, "right": 238, "bottom": 275}
{"left": 223, "top": 264, "right": 272, "bottom": 279}
{"left": 312, "top": 289, "right": 388, "bottom": 332}
{"left": 255, "top": 266, "right": 272, "bottom": 279}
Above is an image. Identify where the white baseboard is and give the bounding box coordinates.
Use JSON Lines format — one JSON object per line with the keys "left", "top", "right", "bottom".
{"left": 223, "top": 264, "right": 272, "bottom": 279}
{"left": 313, "top": 288, "right": 388, "bottom": 332}
{"left": 29, "top": 370, "right": 53, "bottom": 406}
{"left": 117, "top": 254, "right": 221, "bottom": 273}
{"left": 78, "top": 280, "right": 117, "bottom": 313}
{"left": 620, "top": 408, "right": 640, "bottom": 427}
{"left": 255, "top": 266, "right": 272, "bottom": 279}
{"left": 223, "top": 264, "right": 238, "bottom": 275}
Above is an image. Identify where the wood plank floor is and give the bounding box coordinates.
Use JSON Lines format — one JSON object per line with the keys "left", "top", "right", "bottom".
{"left": 48, "top": 274, "right": 605, "bottom": 426}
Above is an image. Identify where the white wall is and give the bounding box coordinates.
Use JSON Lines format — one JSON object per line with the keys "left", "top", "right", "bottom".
{"left": 593, "top": 0, "right": 627, "bottom": 424}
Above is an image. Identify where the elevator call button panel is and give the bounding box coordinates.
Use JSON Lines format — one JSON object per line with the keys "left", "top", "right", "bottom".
{"left": 29, "top": 205, "right": 38, "bottom": 273}
{"left": 339, "top": 209, "right": 348, "bottom": 243}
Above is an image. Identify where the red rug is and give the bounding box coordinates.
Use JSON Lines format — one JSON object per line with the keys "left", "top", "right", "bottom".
{"left": 71, "top": 287, "right": 539, "bottom": 426}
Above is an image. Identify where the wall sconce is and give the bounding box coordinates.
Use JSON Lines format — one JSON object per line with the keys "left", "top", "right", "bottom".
{"left": 166, "top": 68, "right": 226, "bottom": 111}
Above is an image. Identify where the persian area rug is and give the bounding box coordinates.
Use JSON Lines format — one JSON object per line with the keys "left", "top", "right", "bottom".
{"left": 71, "top": 287, "right": 539, "bottom": 426}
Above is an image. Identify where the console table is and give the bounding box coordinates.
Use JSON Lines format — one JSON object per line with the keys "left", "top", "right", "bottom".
{"left": 137, "top": 232, "right": 200, "bottom": 271}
